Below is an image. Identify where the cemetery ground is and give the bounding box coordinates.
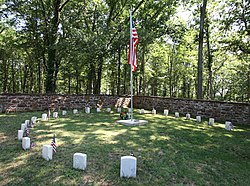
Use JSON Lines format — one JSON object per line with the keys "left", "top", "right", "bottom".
{"left": 0, "top": 110, "right": 249, "bottom": 186}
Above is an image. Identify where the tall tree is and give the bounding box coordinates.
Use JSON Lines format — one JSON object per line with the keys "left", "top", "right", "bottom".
{"left": 43, "top": 0, "right": 70, "bottom": 93}
{"left": 197, "top": 0, "right": 207, "bottom": 99}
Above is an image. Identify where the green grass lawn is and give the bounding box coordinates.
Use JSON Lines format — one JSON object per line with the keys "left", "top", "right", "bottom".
{"left": 0, "top": 109, "right": 249, "bottom": 186}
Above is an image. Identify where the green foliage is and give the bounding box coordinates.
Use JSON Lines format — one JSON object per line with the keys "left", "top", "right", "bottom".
{"left": 0, "top": 0, "right": 249, "bottom": 101}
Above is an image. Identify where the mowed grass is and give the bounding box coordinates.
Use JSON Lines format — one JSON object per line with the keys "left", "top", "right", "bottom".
{"left": 0, "top": 109, "right": 249, "bottom": 186}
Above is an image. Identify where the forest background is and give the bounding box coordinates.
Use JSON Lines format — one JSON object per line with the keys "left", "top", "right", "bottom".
{"left": 0, "top": 0, "right": 249, "bottom": 102}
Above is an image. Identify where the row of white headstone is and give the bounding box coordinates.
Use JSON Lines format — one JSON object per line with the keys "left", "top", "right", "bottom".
{"left": 18, "top": 117, "right": 37, "bottom": 150}
{"left": 17, "top": 112, "right": 136, "bottom": 178}
{"left": 40, "top": 107, "right": 123, "bottom": 120}
{"left": 40, "top": 109, "right": 136, "bottom": 177}
{"left": 42, "top": 148, "right": 136, "bottom": 178}
{"left": 149, "top": 108, "right": 233, "bottom": 130}
{"left": 43, "top": 107, "right": 233, "bottom": 130}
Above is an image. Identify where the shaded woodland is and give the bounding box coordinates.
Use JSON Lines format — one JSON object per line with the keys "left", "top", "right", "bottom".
{"left": 0, "top": 0, "right": 249, "bottom": 102}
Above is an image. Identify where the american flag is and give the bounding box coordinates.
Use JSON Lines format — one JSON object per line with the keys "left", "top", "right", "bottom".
{"left": 51, "top": 134, "right": 56, "bottom": 153}
{"left": 128, "top": 21, "right": 139, "bottom": 72}
{"left": 30, "top": 142, "right": 35, "bottom": 149}
{"left": 24, "top": 127, "right": 29, "bottom": 137}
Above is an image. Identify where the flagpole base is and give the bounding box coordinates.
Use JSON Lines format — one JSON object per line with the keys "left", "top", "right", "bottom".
{"left": 116, "top": 119, "right": 148, "bottom": 126}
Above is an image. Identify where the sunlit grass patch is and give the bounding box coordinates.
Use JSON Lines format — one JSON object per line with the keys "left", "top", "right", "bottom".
{"left": 0, "top": 110, "right": 249, "bottom": 185}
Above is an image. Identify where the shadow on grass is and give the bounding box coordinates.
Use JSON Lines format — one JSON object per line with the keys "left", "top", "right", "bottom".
{"left": 0, "top": 110, "right": 249, "bottom": 185}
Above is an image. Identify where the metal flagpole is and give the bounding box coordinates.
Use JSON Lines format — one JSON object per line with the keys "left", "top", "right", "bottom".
{"left": 130, "top": 9, "right": 133, "bottom": 121}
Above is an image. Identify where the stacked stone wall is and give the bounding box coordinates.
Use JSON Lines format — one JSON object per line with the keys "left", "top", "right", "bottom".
{"left": 0, "top": 94, "right": 130, "bottom": 112}
{"left": 134, "top": 96, "right": 250, "bottom": 125}
{"left": 0, "top": 94, "right": 249, "bottom": 125}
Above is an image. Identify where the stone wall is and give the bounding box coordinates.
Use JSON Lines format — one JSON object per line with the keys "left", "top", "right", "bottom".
{"left": 0, "top": 94, "right": 249, "bottom": 125}
{"left": 0, "top": 94, "right": 131, "bottom": 112}
{"left": 134, "top": 96, "right": 250, "bottom": 125}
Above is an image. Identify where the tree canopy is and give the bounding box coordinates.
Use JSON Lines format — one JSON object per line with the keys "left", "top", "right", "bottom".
{"left": 0, "top": 0, "right": 249, "bottom": 102}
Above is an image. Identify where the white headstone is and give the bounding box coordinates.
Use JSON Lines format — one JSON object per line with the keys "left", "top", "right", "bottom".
{"left": 117, "top": 107, "right": 122, "bottom": 113}
{"left": 225, "top": 121, "right": 233, "bottom": 130}
{"left": 21, "top": 123, "right": 26, "bottom": 131}
{"left": 152, "top": 109, "right": 156, "bottom": 115}
{"left": 107, "top": 108, "right": 111, "bottom": 112}
{"left": 42, "top": 145, "right": 53, "bottom": 161}
{"left": 53, "top": 112, "right": 58, "bottom": 118}
{"left": 41, "top": 113, "right": 48, "bottom": 121}
{"left": 128, "top": 108, "right": 132, "bottom": 113}
{"left": 62, "top": 110, "right": 67, "bottom": 116}
{"left": 164, "top": 109, "right": 169, "bottom": 116}
{"left": 209, "top": 118, "right": 215, "bottom": 126}
{"left": 31, "top": 116, "right": 37, "bottom": 123}
{"left": 73, "top": 153, "right": 87, "bottom": 170}
{"left": 22, "top": 137, "right": 30, "bottom": 150}
{"left": 96, "top": 108, "right": 101, "bottom": 112}
{"left": 73, "top": 109, "right": 78, "bottom": 114}
{"left": 196, "top": 116, "right": 201, "bottom": 122}
{"left": 120, "top": 156, "right": 137, "bottom": 178}
{"left": 25, "top": 120, "right": 30, "bottom": 127}
{"left": 85, "top": 107, "right": 90, "bottom": 113}
{"left": 139, "top": 109, "right": 144, "bottom": 114}
{"left": 186, "top": 113, "right": 191, "bottom": 120}
{"left": 175, "top": 112, "right": 179, "bottom": 118}
{"left": 18, "top": 130, "right": 23, "bottom": 140}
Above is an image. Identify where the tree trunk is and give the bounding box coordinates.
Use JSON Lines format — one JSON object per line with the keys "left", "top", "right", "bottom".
{"left": 197, "top": 0, "right": 207, "bottom": 99}
{"left": 23, "top": 64, "right": 28, "bottom": 93}
{"left": 123, "top": 63, "right": 128, "bottom": 95}
{"left": 45, "top": 0, "right": 69, "bottom": 93}
{"left": 94, "top": 56, "right": 103, "bottom": 94}
{"left": 11, "top": 60, "right": 15, "bottom": 93}
{"left": 169, "top": 46, "right": 174, "bottom": 97}
{"left": 248, "top": 63, "right": 250, "bottom": 101}
{"left": 76, "top": 69, "right": 79, "bottom": 94}
{"left": 87, "top": 63, "right": 96, "bottom": 94}
{"left": 117, "top": 46, "right": 121, "bottom": 95}
{"left": 206, "top": 22, "right": 213, "bottom": 99}
{"left": 68, "top": 74, "right": 71, "bottom": 94}
{"left": 139, "top": 45, "right": 145, "bottom": 95}
{"left": 3, "top": 59, "right": 8, "bottom": 93}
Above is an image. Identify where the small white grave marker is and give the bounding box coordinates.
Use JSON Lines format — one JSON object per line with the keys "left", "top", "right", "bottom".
{"left": 73, "top": 153, "right": 87, "bottom": 170}
{"left": 73, "top": 109, "right": 78, "bottom": 114}
{"left": 42, "top": 145, "right": 53, "bottom": 161}
{"left": 186, "top": 113, "right": 191, "bottom": 120}
{"left": 225, "top": 121, "right": 233, "bottom": 131}
{"left": 209, "top": 118, "right": 215, "bottom": 126}
{"left": 175, "top": 112, "right": 179, "bottom": 118}
{"left": 18, "top": 130, "right": 23, "bottom": 140}
{"left": 31, "top": 116, "right": 37, "bottom": 124}
{"left": 152, "top": 109, "right": 156, "bottom": 115}
{"left": 196, "top": 116, "right": 201, "bottom": 122}
{"left": 164, "top": 109, "right": 169, "bottom": 116}
{"left": 22, "top": 137, "right": 30, "bottom": 150}
{"left": 62, "top": 110, "right": 67, "bottom": 116}
{"left": 41, "top": 113, "right": 48, "bottom": 121}
{"left": 120, "top": 156, "right": 137, "bottom": 178}
{"left": 85, "top": 107, "right": 90, "bottom": 113}
{"left": 139, "top": 109, "right": 144, "bottom": 114}
{"left": 96, "top": 108, "right": 101, "bottom": 112}
{"left": 107, "top": 108, "right": 111, "bottom": 112}
{"left": 117, "top": 107, "right": 121, "bottom": 113}
{"left": 25, "top": 120, "right": 30, "bottom": 127}
{"left": 21, "top": 123, "right": 26, "bottom": 131}
{"left": 53, "top": 112, "right": 58, "bottom": 118}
